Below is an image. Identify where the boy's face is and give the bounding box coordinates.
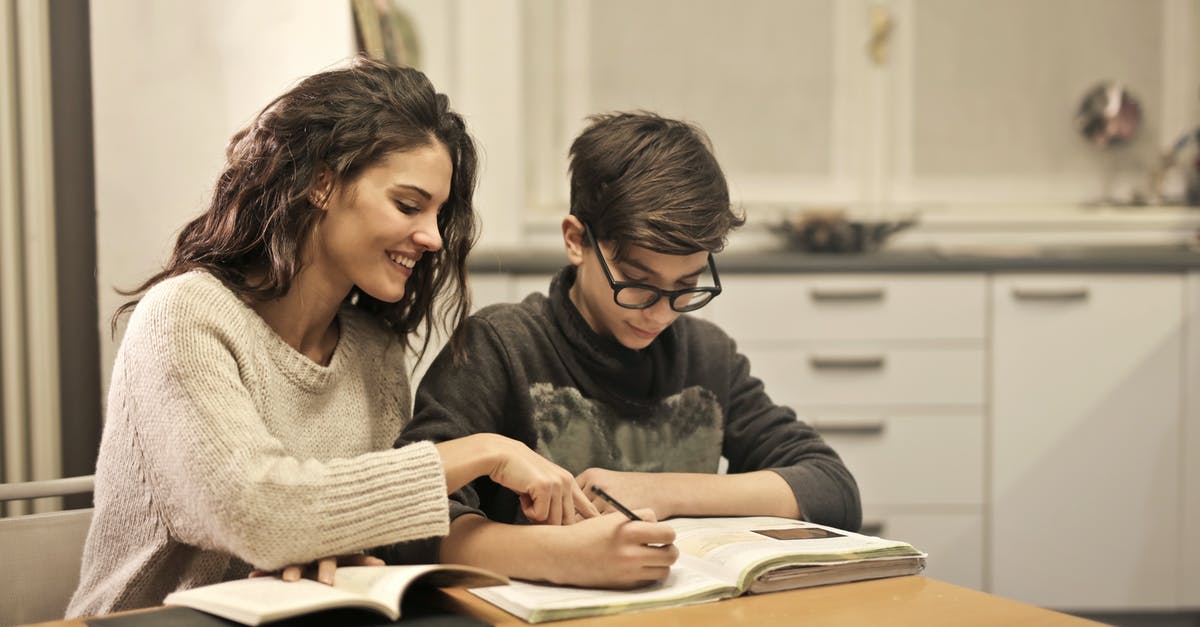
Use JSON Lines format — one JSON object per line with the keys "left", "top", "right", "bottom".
{"left": 563, "top": 217, "right": 711, "bottom": 350}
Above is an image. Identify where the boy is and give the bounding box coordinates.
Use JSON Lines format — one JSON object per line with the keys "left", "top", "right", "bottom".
{"left": 400, "top": 112, "right": 861, "bottom": 588}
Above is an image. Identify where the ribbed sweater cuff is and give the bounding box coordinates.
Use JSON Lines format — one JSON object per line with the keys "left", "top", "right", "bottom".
{"left": 314, "top": 441, "right": 449, "bottom": 553}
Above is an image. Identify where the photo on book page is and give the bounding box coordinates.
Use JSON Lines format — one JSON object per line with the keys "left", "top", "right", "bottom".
{"left": 752, "top": 527, "right": 843, "bottom": 541}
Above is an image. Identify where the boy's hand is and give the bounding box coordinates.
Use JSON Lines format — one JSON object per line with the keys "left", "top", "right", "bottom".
{"left": 575, "top": 468, "right": 673, "bottom": 520}
{"left": 544, "top": 510, "right": 678, "bottom": 588}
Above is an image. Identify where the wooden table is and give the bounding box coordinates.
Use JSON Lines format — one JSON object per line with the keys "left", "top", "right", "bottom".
{"left": 438, "top": 576, "right": 1104, "bottom": 626}
{"left": 25, "top": 576, "right": 1103, "bottom": 626}
{"left": 438, "top": 576, "right": 1103, "bottom": 627}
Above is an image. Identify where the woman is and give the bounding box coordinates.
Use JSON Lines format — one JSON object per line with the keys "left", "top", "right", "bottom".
{"left": 68, "top": 57, "right": 596, "bottom": 617}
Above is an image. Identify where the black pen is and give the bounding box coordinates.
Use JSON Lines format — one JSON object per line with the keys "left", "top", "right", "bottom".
{"left": 590, "top": 486, "right": 643, "bottom": 521}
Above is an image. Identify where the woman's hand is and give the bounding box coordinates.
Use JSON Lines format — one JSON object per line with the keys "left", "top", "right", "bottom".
{"left": 576, "top": 468, "right": 673, "bottom": 520}
{"left": 248, "top": 554, "right": 385, "bottom": 585}
{"left": 543, "top": 510, "right": 678, "bottom": 588}
{"left": 436, "top": 434, "right": 600, "bottom": 525}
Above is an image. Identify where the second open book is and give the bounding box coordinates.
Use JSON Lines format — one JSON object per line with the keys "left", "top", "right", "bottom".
{"left": 469, "top": 515, "right": 926, "bottom": 623}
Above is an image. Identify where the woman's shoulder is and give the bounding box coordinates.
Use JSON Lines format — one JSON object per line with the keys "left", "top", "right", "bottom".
{"left": 131, "top": 270, "right": 254, "bottom": 331}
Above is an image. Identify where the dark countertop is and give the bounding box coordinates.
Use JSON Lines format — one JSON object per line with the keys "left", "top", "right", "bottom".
{"left": 467, "top": 245, "right": 1200, "bottom": 274}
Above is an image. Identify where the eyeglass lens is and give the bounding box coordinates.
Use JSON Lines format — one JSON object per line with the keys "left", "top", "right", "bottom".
{"left": 614, "top": 287, "right": 716, "bottom": 311}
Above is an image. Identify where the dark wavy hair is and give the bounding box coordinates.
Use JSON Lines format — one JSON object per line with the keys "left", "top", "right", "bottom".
{"left": 568, "top": 111, "right": 744, "bottom": 261}
{"left": 114, "top": 56, "right": 479, "bottom": 362}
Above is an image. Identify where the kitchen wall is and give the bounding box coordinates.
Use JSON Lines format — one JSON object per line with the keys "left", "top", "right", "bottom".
{"left": 91, "top": 1, "right": 541, "bottom": 395}
{"left": 91, "top": 0, "right": 356, "bottom": 393}
{"left": 86, "top": 0, "right": 1200, "bottom": 440}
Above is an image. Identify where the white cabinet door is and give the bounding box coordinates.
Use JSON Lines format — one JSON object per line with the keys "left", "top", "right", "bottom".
{"left": 990, "top": 274, "right": 1183, "bottom": 610}
{"left": 1186, "top": 273, "right": 1200, "bottom": 607}
{"left": 866, "top": 511, "right": 985, "bottom": 592}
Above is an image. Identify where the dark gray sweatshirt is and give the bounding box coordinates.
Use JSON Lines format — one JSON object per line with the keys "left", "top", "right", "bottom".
{"left": 400, "top": 265, "right": 862, "bottom": 531}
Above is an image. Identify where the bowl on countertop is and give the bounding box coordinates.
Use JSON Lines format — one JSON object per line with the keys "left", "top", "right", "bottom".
{"left": 773, "top": 210, "right": 918, "bottom": 253}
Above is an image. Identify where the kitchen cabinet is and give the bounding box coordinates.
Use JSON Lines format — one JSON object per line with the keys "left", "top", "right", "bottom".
{"left": 888, "top": 0, "right": 1187, "bottom": 206}
{"left": 450, "top": 264, "right": 1198, "bottom": 612}
{"left": 706, "top": 273, "right": 989, "bottom": 590}
{"left": 990, "top": 274, "right": 1183, "bottom": 610}
{"left": 1185, "top": 272, "right": 1200, "bottom": 608}
{"left": 508, "top": 0, "right": 1198, "bottom": 214}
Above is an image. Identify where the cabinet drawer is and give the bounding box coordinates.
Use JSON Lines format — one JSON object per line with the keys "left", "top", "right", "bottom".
{"left": 747, "top": 345, "right": 986, "bottom": 405}
{"left": 708, "top": 274, "right": 986, "bottom": 341}
{"left": 800, "top": 411, "right": 983, "bottom": 506}
{"left": 860, "top": 510, "right": 984, "bottom": 592}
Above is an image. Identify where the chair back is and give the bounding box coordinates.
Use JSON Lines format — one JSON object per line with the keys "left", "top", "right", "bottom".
{"left": 0, "top": 476, "right": 94, "bottom": 626}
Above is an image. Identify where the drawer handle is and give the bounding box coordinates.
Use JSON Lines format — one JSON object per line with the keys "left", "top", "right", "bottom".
{"left": 810, "top": 287, "right": 886, "bottom": 302}
{"left": 859, "top": 521, "right": 886, "bottom": 536}
{"left": 811, "top": 419, "right": 886, "bottom": 435}
{"left": 809, "top": 355, "right": 886, "bottom": 370}
{"left": 1011, "top": 286, "right": 1089, "bottom": 301}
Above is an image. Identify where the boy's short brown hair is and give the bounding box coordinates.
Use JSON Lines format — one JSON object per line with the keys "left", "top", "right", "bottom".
{"left": 568, "top": 111, "right": 744, "bottom": 261}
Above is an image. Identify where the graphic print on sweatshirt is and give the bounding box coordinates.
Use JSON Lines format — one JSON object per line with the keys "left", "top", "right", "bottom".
{"left": 529, "top": 383, "right": 724, "bottom": 475}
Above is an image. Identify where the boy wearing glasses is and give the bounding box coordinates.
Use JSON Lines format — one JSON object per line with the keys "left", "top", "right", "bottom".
{"left": 399, "top": 112, "right": 860, "bottom": 587}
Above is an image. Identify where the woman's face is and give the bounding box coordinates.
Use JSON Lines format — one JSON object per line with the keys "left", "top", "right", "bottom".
{"left": 316, "top": 142, "right": 453, "bottom": 303}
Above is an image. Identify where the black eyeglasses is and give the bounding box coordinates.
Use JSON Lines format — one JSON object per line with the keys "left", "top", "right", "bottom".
{"left": 584, "top": 222, "right": 722, "bottom": 313}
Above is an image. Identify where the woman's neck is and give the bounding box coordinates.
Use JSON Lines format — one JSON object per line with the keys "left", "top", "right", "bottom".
{"left": 250, "top": 267, "right": 346, "bottom": 366}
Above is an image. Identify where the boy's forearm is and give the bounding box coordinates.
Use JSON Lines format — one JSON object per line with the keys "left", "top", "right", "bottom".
{"left": 440, "top": 514, "right": 562, "bottom": 582}
{"left": 659, "top": 471, "right": 802, "bottom": 519}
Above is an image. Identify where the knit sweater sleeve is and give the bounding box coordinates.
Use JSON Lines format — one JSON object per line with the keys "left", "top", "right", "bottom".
{"left": 719, "top": 332, "right": 863, "bottom": 531}
{"left": 117, "top": 280, "right": 449, "bottom": 570}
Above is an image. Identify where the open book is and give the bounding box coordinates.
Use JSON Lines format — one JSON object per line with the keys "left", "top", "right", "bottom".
{"left": 469, "top": 516, "right": 926, "bottom": 623}
{"left": 163, "top": 564, "right": 507, "bottom": 626}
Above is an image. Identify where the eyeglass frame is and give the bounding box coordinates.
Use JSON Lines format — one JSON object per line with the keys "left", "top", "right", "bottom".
{"left": 582, "top": 221, "right": 722, "bottom": 313}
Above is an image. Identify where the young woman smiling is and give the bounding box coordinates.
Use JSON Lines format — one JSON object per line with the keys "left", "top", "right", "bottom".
{"left": 68, "top": 57, "right": 596, "bottom": 618}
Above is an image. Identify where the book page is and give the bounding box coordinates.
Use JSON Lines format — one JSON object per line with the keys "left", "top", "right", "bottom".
{"left": 333, "top": 564, "right": 506, "bottom": 610}
{"left": 164, "top": 577, "right": 388, "bottom": 625}
{"left": 666, "top": 516, "right": 924, "bottom": 590}
{"left": 468, "top": 557, "right": 733, "bottom": 623}
{"left": 163, "top": 565, "right": 506, "bottom": 625}
{"left": 747, "top": 556, "right": 927, "bottom": 593}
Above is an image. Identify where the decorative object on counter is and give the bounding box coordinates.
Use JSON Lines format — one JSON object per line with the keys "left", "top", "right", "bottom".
{"left": 1075, "top": 82, "right": 1142, "bottom": 149}
{"left": 1074, "top": 82, "right": 1156, "bottom": 207}
{"left": 774, "top": 209, "right": 917, "bottom": 254}
{"left": 1148, "top": 127, "right": 1200, "bottom": 207}
{"left": 351, "top": 0, "right": 421, "bottom": 67}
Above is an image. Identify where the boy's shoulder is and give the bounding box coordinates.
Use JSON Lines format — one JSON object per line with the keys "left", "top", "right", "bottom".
{"left": 674, "top": 314, "right": 735, "bottom": 345}
{"left": 470, "top": 290, "right": 552, "bottom": 331}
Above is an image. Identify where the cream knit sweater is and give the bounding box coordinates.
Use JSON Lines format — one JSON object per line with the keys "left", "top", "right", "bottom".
{"left": 68, "top": 271, "right": 449, "bottom": 617}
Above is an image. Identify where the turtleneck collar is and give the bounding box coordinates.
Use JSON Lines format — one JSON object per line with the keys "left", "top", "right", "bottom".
{"left": 546, "top": 265, "right": 685, "bottom": 407}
